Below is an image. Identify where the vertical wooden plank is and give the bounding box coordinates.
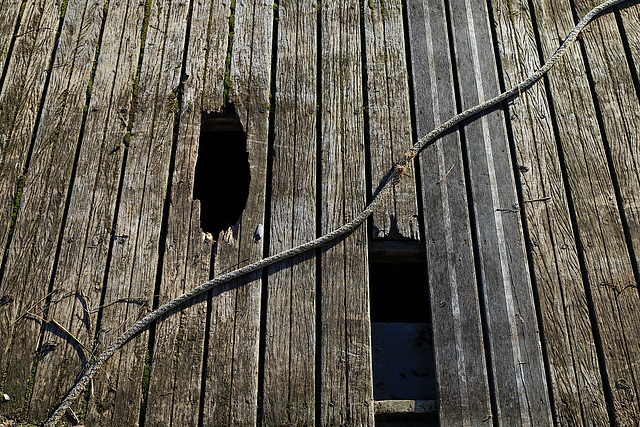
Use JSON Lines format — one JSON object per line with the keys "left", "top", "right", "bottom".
{"left": 447, "top": 0, "right": 553, "bottom": 424}
{"left": 406, "top": 0, "right": 492, "bottom": 424}
{"left": 0, "top": 0, "right": 62, "bottom": 253}
{"left": 529, "top": 0, "right": 640, "bottom": 423}
{"left": 575, "top": 0, "right": 640, "bottom": 293}
{"left": 261, "top": 0, "right": 317, "bottom": 425}
{"left": 24, "top": 0, "right": 146, "bottom": 420}
{"left": 0, "top": 0, "right": 97, "bottom": 416}
{"left": 489, "top": 0, "right": 609, "bottom": 424}
{"left": 82, "top": 0, "right": 192, "bottom": 424}
{"left": 363, "top": 0, "right": 419, "bottom": 240}
{"left": 144, "top": 0, "right": 228, "bottom": 424}
{"left": 201, "top": 0, "right": 272, "bottom": 424}
{"left": 0, "top": 0, "right": 22, "bottom": 75}
{"left": 319, "top": 1, "right": 374, "bottom": 424}
{"left": 617, "top": 0, "right": 640, "bottom": 272}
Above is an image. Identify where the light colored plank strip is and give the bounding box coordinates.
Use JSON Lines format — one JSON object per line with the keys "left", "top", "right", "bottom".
{"left": 363, "top": 0, "right": 419, "bottom": 240}
{"left": 531, "top": 0, "right": 640, "bottom": 422}
{"left": 26, "top": 0, "right": 147, "bottom": 420}
{"left": 319, "top": 1, "right": 374, "bottom": 424}
{"left": 201, "top": 0, "right": 272, "bottom": 424}
{"left": 83, "top": 1, "right": 191, "bottom": 424}
{"left": 489, "top": 0, "right": 609, "bottom": 424}
{"left": 447, "top": 0, "right": 553, "bottom": 424}
{"left": 0, "top": 0, "right": 22, "bottom": 75}
{"left": 406, "top": 0, "right": 492, "bottom": 424}
{"left": 261, "top": 0, "right": 317, "bottom": 425}
{"left": 0, "top": 0, "right": 75, "bottom": 413}
{"left": 144, "top": 0, "right": 228, "bottom": 424}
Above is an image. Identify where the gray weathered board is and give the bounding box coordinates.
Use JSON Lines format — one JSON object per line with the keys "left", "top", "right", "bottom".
{"left": 407, "top": 0, "right": 492, "bottom": 424}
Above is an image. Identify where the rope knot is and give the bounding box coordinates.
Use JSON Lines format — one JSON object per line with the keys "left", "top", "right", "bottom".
{"left": 393, "top": 150, "right": 418, "bottom": 183}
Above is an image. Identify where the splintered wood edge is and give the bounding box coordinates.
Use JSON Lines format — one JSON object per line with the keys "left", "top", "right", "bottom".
{"left": 375, "top": 399, "right": 438, "bottom": 417}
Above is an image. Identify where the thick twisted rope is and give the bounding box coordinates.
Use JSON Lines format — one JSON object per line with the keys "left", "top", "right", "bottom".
{"left": 45, "top": 0, "right": 630, "bottom": 424}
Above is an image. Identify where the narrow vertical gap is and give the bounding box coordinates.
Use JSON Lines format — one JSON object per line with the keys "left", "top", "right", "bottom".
{"left": 0, "top": 173, "right": 24, "bottom": 321}
{"left": 314, "top": 1, "right": 323, "bottom": 424}
{"left": 400, "top": 0, "right": 425, "bottom": 241}
{"left": 0, "top": 0, "right": 71, "bottom": 288}
{"left": 526, "top": 1, "right": 616, "bottom": 424}
{"left": 615, "top": 7, "right": 640, "bottom": 284}
{"left": 483, "top": 0, "right": 558, "bottom": 423}
{"left": 16, "top": 0, "right": 71, "bottom": 182}
{"left": 614, "top": 10, "right": 640, "bottom": 108}
{"left": 441, "top": 0, "right": 499, "bottom": 424}
{"left": 0, "top": 0, "right": 70, "bottom": 407}
{"left": 88, "top": 0, "right": 152, "bottom": 419}
{"left": 138, "top": 0, "right": 196, "bottom": 423}
{"left": 608, "top": 8, "right": 640, "bottom": 291}
{"left": 223, "top": 0, "right": 237, "bottom": 105}
{"left": 569, "top": 0, "right": 640, "bottom": 397}
{"left": 198, "top": 1, "right": 237, "bottom": 425}
{"left": 37, "top": 0, "right": 112, "bottom": 418}
{"left": 26, "top": 0, "right": 105, "bottom": 414}
{"left": 256, "top": 1, "right": 279, "bottom": 425}
{"left": 194, "top": 5, "right": 219, "bottom": 425}
{"left": 359, "top": 0, "right": 373, "bottom": 226}
{"left": 0, "top": 0, "right": 27, "bottom": 90}
{"left": 197, "top": 285, "right": 213, "bottom": 427}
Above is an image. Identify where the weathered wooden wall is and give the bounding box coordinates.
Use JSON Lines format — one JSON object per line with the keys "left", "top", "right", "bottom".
{"left": 1, "top": 0, "right": 639, "bottom": 425}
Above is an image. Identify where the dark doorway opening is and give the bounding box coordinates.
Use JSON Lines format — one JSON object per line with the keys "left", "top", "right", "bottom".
{"left": 369, "top": 259, "right": 437, "bottom": 425}
{"left": 193, "top": 106, "right": 250, "bottom": 238}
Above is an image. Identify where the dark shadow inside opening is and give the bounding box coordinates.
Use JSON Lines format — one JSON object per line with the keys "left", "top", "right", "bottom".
{"left": 194, "top": 106, "right": 250, "bottom": 238}
{"left": 369, "top": 262, "right": 430, "bottom": 323}
{"left": 369, "top": 261, "right": 437, "bottom": 404}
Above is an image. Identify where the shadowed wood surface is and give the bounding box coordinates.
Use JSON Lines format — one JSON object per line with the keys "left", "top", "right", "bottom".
{"left": 1, "top": 0, "right": 639, "bottom": 425}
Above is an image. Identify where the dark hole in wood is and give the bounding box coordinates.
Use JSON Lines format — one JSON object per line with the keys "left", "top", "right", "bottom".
{"left": 193, "top": 106, "right": 250, "bottom": 238}
{"left": 369, "top": 262, "right": 430, "bottom": 323}
{"left": 369, "top": 261, "right": 436, "bottom": 404}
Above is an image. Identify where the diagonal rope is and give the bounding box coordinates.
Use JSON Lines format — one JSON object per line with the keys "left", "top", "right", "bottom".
{"left": 44, "top": 0, "right": 633, "bottom": 424}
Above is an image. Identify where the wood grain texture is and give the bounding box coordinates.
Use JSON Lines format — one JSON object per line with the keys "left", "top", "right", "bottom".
{"left": 143, "top": 1, "right": 228, "bottom": 425}
{"left": 406, "top": 0, "right": 492, "bottom": 424}
{"left": 0, "top": 0, "right": 62, "bottom": 255}
{"left": 0, "top": 0, "right": 78, "bottom": 415}
{"left": 0, "top": 0, "right": 22, "bottom": 77}
{"left": 319, "top": 1, "right": 374, "bottom": 424}
{"left": 3, "top": 0, "right": 104, "bottom": 419}
{"left": 489, "top": 0, "right": 609, "bottom": 424}
{"left": 363, "top": 0, "right": 419, "bottom": 240}
{"left": 201, "top": 0, "right": 272, "bottom": 424}
{"left": 447, "top": 0, "right": 552, "bottom": 424}
{"left": 616, "top": 0, "right": 640, "bottom": 275}
{"left": 261, "top": 0, "right": 317, "bottom": 425}
{"left": 24, "top": 0, "right": 146, "bottom": 422}
{"left": 576, "top": 0, "right": 640, "bottom": 285}
{"left": 530, "top": 0, "right": 640, "bottom": 423}
{"left": 83, "top": 0, "right": 191, "bottom": 424}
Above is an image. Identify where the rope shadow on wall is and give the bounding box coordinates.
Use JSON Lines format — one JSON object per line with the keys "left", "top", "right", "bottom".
{"left": 194, "top": 105, "right": 250, "bottom": 239}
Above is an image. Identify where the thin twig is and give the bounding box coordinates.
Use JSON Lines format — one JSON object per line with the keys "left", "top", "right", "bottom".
{"left": 8, "top": 287, "right": 64, "bottom": 328}
{"left": 437, "top": 163, "right": 456, "bottom": 185}
{"left": 524, "top": 196, "right": 552, "bottom": 203}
